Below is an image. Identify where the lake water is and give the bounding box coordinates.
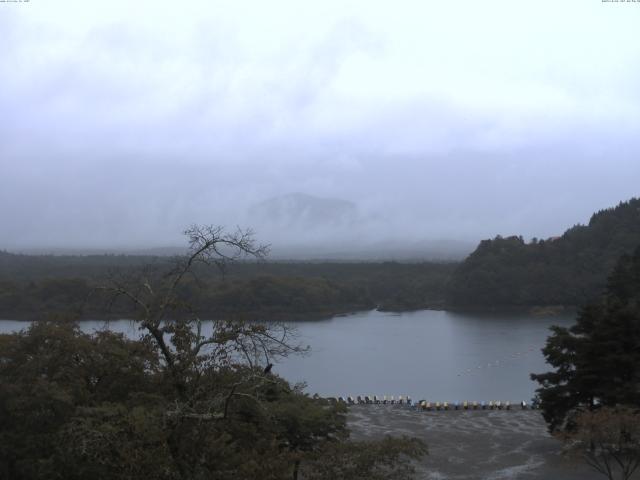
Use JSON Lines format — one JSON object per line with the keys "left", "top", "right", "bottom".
{"left": 0, "top": 309, "right": 575, "bottom": 403}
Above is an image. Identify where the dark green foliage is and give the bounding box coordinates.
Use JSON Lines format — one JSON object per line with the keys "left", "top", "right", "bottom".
{"left": 449, "top": 198, "right": 640, "bottom": 307}
{"left": 0, "top": 321, "right": 164, "bottom": 479}
{"left": 531, "top": 246, "right": 640, "bottom": 432}
{"left": 0, "top": 321, "right": 426, "bottom": 480}
{"left": 0, "top": 257, "right": 455, "bottom": 320}
{"left": 0, "top": 226, "right": 427, "bottom": 479}
{"left": 186, "top": 275, "right": 373, "bottom": 320}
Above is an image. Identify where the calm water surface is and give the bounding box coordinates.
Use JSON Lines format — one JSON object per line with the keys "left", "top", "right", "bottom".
{"left": 0, "top": 309, "right": 575, "bottom": 402}
{"left": 276, "top": 309, "right": 576, "bottom": 402}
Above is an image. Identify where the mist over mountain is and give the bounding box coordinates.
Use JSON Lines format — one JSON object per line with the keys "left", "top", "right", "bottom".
{"left": 11, "top": 192, "right": 474, "bottom": 260}
{"left": 249, "top": 193, "right": 359, "bottom": 229}
{"left": 264, "top": 239, "right": 474, "bottom": 261}
{"left": 2, "top": 4, "right": 640, "bottom": 480}
{"left": 245, "top": 192, "right": 473, "bottom": 260}
{"left": 2, "top": 1, "right": 639, "bottom": 258}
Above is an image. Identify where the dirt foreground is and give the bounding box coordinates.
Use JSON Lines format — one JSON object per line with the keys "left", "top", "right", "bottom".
{"left": 347, "top": 405, "right": 609, "bottom": 480}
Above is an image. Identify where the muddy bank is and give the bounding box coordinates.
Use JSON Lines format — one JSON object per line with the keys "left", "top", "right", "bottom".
{"left": 347, "top": 405, "right": 606, "bottom": 480}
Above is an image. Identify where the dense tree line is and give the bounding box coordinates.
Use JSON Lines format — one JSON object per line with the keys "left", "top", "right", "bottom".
{"left": 0, "top": 253, "right": 455, "bottom": 320}
{"left": 0, "top": 226, "right": 427, "bottom": 479}
{"left": 448, "top": 198, "right": 640, "bottom": 307}
{"left": 0, "top": 320, "right": 427, "bottom": 479}
{"left": 0, "top": 276, "right": 373, "bottom": 321}
{"left": 3, "top": 197, "right": 638, "bottom": 317}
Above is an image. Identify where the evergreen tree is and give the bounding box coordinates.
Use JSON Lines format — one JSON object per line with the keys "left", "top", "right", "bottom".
{"left": 531, "top": 246, "right": 640, "bottom": 432}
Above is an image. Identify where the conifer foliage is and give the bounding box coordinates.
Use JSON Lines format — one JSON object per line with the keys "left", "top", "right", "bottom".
{"left": 449, "top": 198, "right": 640, "bottom": 307}
{"left": 531, "top": 246, "right": 640, "bottom": 432}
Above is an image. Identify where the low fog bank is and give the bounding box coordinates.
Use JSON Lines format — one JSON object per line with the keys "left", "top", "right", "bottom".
{"left": 6, "top": 188, "right": 475, "bottom": 261}
{"left": 12, "top": 240, "right": 474, "bottom": 262}
{"left": 3, "top": 150, "right": 639, "bottom": 259}
{"left": 2, "top": 1, "right": 640, "bottom": 260}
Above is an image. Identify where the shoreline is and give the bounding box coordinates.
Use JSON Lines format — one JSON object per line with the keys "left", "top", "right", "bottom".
{"left": 348, "top": 405, "right": 600, "bottom": 480}
{"left": 0, "top": 304, "right": 577, "bottom": 323}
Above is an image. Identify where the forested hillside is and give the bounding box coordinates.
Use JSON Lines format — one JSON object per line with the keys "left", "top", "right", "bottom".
{"left": 3, "top": 198, "right": 638, "bottom": 316}
{"left": 448, "top": 198, "right": 640, "bottom": 307}
{"left": 0, "top": 253, "right": 454, "bottom": 320}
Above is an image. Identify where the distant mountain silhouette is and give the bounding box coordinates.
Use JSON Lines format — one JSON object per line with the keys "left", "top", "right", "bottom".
{"left": 246, "top": 193, "right": 475, "bottom": 260}
{"left": 248, "top": 193, "right": 358, "bottom": 228}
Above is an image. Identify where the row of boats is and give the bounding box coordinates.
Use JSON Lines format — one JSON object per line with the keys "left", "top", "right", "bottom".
{"left": 332, "top": 396, "right": 538, "bottom": 410}
{"left": 415, "top": 400, "right": 535, "bottom": 410}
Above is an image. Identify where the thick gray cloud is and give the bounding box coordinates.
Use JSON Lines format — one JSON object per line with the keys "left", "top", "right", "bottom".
{"left": 1, "top": 0, "right": 639, "bottom": 254}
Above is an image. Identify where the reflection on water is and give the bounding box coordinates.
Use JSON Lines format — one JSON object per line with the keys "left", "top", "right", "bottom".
{"left": 0, "top": 309, "right": 575, "bottom": 402}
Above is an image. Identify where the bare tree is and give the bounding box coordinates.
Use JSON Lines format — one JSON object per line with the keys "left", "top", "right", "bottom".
{"left": 97, "top": 224, "right": 305, "bottom": 405}
{"left": 564, "top": 407, "right": 640, "bottom": 480}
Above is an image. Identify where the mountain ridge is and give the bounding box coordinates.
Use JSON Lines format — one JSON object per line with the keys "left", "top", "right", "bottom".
{"left": 447, "top": 197, "right": 640, "bottom": 307}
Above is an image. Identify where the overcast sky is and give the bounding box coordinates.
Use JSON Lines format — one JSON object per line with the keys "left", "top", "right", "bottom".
{"left": 1, "top": 0, "right": 639, "bottom": 252}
